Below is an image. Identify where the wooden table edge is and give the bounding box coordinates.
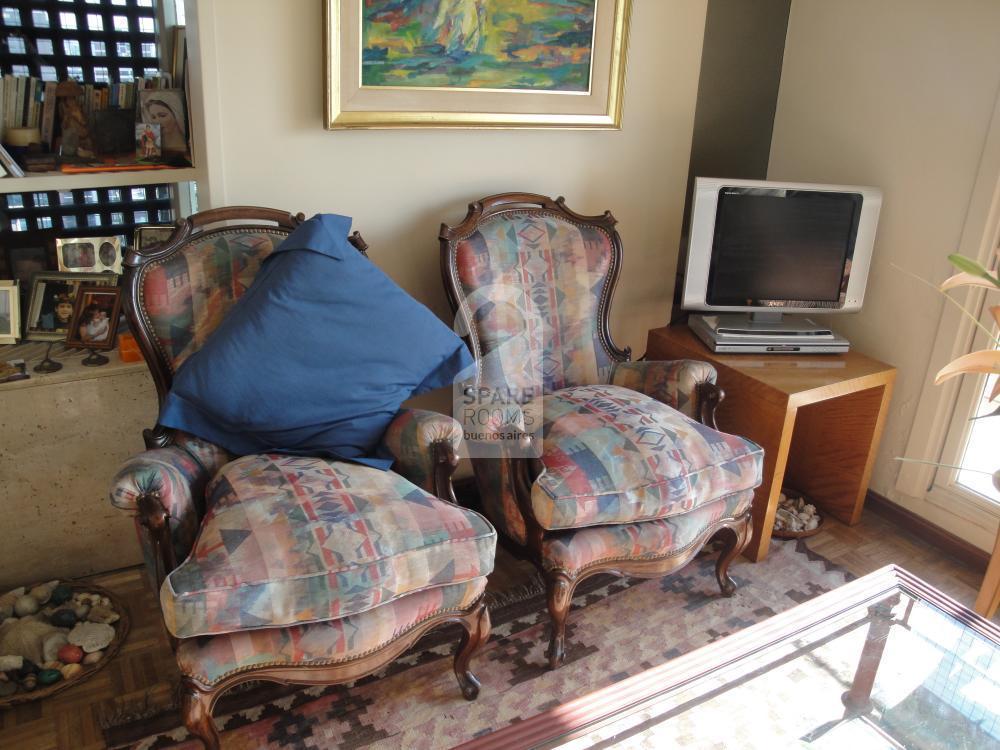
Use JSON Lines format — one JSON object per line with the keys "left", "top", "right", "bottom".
{"left": 455, "top": 565, "right": 998, "bottom": 750}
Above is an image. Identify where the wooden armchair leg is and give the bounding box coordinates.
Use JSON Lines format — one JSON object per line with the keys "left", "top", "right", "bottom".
{"left": 545, "top": 570, "right": 575, "bottom": 670}
{"left": 454, "top": 600, "right": 492, "bottom": 700}
{"left": 180, "top": 676, "right": 221, "bottom": 750}
{"left": 715, "top": 514, "right": 753, "bottom": 597}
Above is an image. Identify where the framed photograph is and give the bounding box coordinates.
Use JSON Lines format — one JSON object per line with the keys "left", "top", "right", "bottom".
{"left": 136, "top": 122, "right": 162, "bottom": 161}
{"left": 138, "top": 89, "right": 188, "bottom": 157}
{"left": 134, "top": 225, "right": 176, "bottom": 252}
{"left": 0, "top": 281, "right": 19, "bottom": 345}
{"left": 66, "top": 285, "right": 123, "bottom": 351}
{"left": 25, "top": 272, "right": 117, "bottom": 342}
{"left": 56, "top": 236, "right": 123, "bottom": 275}
{"left": 325, "top": 0, "right": 631, "bottom": 129}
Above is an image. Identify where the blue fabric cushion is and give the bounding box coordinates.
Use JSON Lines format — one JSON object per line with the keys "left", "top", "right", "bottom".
{"left": 158, "top": 214, "right": 473, "bottom": 469}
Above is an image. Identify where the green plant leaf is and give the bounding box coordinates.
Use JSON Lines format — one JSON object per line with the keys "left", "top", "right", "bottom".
{"left": 947, "top": 254, "right": 1000, "bottom": 287}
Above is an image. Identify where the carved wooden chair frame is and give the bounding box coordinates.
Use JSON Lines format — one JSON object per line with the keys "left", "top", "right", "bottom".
{"left": 440, "top": 193, "right": 752, "bottom": 668}
{"left": 123, "top": 206, "right": 490, "bottom": 749}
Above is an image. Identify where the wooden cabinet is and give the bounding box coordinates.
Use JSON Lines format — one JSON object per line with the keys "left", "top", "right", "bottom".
{"left": 646, "top": 325, "right": 896, "bottom": 561}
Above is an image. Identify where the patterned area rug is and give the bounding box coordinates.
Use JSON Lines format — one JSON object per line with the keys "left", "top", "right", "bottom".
{"left": 105, "top": 539, "right": 852, "bottom": 749}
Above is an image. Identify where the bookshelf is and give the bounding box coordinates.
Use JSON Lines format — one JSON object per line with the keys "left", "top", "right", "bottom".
{"left": 0, "top": 0, "right": 198, "bottom": 193}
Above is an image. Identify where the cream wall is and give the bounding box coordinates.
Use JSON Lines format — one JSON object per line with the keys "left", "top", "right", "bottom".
{"left": 196, "top": 0, "right": 707, "bottom": 362}
{"left": 768, "top": 0, "right": 1000, "bottom": 541}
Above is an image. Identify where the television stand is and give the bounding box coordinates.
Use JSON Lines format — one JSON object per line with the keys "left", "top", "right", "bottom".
{"left": 646, "top": 324, "right": 896, "bottom": 562}
{"left": 689, "top": 313, "right": 850, "bottom": 353}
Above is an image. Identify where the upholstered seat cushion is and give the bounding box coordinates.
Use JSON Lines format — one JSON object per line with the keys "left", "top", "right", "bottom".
{"left": 531, "top": 385, "right": 763, "bottom": 530}
{"left": 177, "top": 577, "right": 487, "bottom": 687}
{"left": 162, "top": 454, "right": 496, "bottom": 638}
{"left": 541, "top": 489, "right": 754, "bottom": 573}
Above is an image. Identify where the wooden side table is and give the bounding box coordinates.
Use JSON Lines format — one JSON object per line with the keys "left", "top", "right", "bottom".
{"left": 646, "top": 325, "right": 896, "bottom": 561}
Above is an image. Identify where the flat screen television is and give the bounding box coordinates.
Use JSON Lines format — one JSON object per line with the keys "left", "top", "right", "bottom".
{"left": 681, "top": 177, "right": 882, "bottom": 350}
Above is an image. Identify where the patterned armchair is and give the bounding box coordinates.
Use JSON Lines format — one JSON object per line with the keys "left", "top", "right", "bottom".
{"left": 440, "top": 193, "right": 764, "bottom": 668}
{"left": 109, "top": 207, "right": 495, "bottom": 749}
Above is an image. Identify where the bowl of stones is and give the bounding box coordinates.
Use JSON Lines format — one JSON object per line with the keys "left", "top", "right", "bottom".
{"left": 0, "top": 581, "right": 129, "bottom": 707}
{"left": 771, "top": 488, "right": 824, "bottom": 539}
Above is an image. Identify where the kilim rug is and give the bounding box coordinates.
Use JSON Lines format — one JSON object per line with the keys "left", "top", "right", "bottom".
{"left": 105, "top": 538, "right": 852, "bottom": 749}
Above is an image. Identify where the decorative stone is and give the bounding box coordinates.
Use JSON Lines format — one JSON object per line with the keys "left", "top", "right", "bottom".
{"left": 42, "top": 632, "right": 69, "bottom": 663}
{"left": 82, "top": 650, "right": 103, "bottom": 665}
{"left": 28, "top": 583, "right": 56, "bottom": 606}
{"left": 0, "top": 588, "right": 24, "bottom": 612}
{"left": 57, "top": 643, "right": 83, "bottom": 665}
{"left": 60, "top": 663, "right": 82, "bottom": 680}
{"left": 50, "top": 585, "right": 73, "bottom": 606}
{"left": 13, "top": 595, "right": 39, "bottom": 617}
{"left": 49, "top": 609, "right": 77, "bottom": 629}
{"left": 20, "top": 674, "right": 37, "bottom": 691}
{"left": 0, "top": 619, "right": 61, "bottom": 665}
{"left": 37, "top": 668, "right": 61, "bottom": 686}
{"left": 0, "top": 655, "right": 23, "bottom": 672}
{"left": 0, "top": 681, "right": 16, "bottom": 698}
{"left": 42, "top": 660, "right": 62, "bottom": 671}
{"left": 67, "top": 622, "right": 114, "bottom": 653}
{"left": 86, "top": 606, "right": 119, "bottom": 625}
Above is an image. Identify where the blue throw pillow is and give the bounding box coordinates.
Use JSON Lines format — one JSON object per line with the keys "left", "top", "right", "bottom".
{"left": 158, "top": 213, "right": 473, "bottom": 469}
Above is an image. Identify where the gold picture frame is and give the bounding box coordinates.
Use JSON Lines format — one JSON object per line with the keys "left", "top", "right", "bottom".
{"left": 325, "top": 0, "right": 631, "bottom": 130}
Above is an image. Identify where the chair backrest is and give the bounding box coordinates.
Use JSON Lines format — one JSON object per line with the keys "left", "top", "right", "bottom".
{"left": 125, "top": 206, "right": 370, "bottom": 412}
{"left": 440, "top": 193, "right": 630, "bottom": 395}
{"left": 124, "top": 207, "right": 304, "bottom": 408}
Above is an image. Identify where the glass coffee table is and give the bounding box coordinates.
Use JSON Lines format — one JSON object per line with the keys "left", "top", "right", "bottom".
{"left": 459, "top": 566, "right": 1000, "bottom": 749}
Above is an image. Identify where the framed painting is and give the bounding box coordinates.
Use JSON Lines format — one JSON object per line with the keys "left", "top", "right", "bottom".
{"left": 325, "top": 0, "right": 632, "bottom": 129}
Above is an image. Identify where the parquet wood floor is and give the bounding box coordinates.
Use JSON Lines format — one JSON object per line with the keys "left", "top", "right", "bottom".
{"left": 0, "top": 510, "right": 990, "bottom": 750}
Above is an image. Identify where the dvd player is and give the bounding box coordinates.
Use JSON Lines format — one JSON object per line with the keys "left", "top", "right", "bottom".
{"left": 688, "top": 314, "right": 850, "bottom": 354}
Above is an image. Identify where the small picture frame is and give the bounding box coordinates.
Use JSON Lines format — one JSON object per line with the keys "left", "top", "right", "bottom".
{"left": 138, "top": 89, "right": 188, "bottom": 159}
{"left": 66, "top": 285, "right": 122, "bottom": 351}
{"left": 56, "top": 236, "right": 123, "bottom": 275}
{"left": 134, "top": 225, "right": 175, "bottom": 252}
{"left": 25, "top": 271, "right": 117, "bottom": 342}
{"left": 0, "top": 280, "right": 20, "bottom": 345}
{"left": 136, "top": 122, "right": 162, "bottom": 161}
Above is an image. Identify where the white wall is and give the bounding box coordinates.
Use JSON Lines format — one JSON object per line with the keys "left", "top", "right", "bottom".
{"left": 194, "top": 0, "right": 707, "bottom": 362}
{"left": 768, "top": 0, "right": 1000, "bottom": 542}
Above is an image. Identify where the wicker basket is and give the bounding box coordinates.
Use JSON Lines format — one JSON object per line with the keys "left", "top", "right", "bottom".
{"left": 0, "top": 582, "right": 129, "bottom": 708}
{"left": 771, "top": 488, "right": 824, "bottom": 539}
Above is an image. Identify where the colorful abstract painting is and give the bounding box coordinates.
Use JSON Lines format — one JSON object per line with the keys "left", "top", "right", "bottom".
{"left": 361, "top": 0, "right": 597, "bottom": 92}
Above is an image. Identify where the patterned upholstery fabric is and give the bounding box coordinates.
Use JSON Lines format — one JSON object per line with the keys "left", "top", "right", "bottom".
{"left": 609, "top": 360, "right": 718, "bottom": 419}
{"left": 162, "top": 454, "right": 496, "bottom": 638}
{"left": 451, "top": 210, "right": 616, "bottom": 394}
{"left": 177, "top": 577, "right": 486, "bottom": 686}
{"left": 530, "top": 385, "right": 763, "bottom": 530}
{"left": 109, "top": 432, "right": 233, "bottom": 580}
{"left": 379, "top": 408, "right": 464, "bottom": 495}
{"left": 541, "top": 490, "right": 753, "bottom": 573}
{"left": 139, "top": 228, "right": 286, "bottom": 371}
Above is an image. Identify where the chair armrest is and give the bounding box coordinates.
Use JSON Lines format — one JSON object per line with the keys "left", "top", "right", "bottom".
{"left": 109, "top": 435, "right": 231, "bottom": 590}
{"left": 380, "top": 408, "right": 465, "bottom": 501}
{"left": 610, "top": 359, "right": 723, "bottom": 426}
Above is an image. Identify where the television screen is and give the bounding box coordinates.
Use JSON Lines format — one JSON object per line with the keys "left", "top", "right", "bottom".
{"left": 705, "top": 188, "right": 863, "bottom": 307}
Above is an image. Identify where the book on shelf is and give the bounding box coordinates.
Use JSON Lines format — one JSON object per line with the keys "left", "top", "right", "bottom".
{"left": 0, "top": 143, "right": 25, "bottom": 177}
